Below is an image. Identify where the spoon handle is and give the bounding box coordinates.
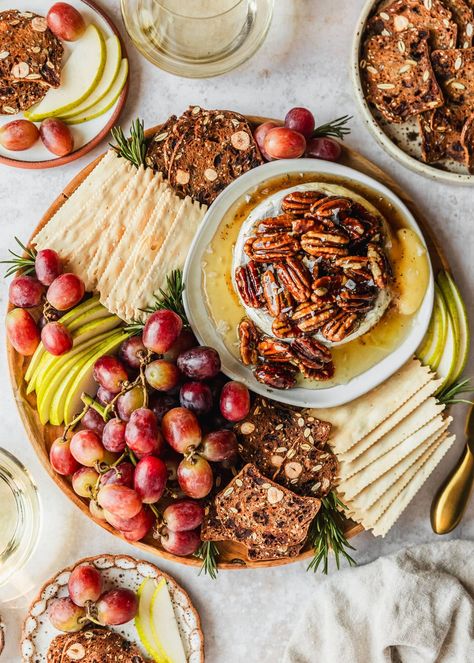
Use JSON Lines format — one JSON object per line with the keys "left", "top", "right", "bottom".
{"left": 431, "top": 445, "right": 474, "bottom": 534}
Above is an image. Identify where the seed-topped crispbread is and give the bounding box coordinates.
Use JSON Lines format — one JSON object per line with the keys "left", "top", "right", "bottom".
{"left": 363, "top": 29, "right": 444, "bottom": 122}
{"left": 418, "top": 104, "right": 467, "bottom": 162}
{"left": 461, "top": 111, "right": 474, "bottom": 170}
{"left": 431, "top": 47, "right": 474, "bottom": 108}
{"left": 0, "top": 10, "right": 63, "bottom": 88}
{"left": 215, "top": 463, "right": 321, "bottom": 554}
{"left": 49, "top": 628, "right": 150, "bottom": 663}
{"left": 367, "top": 0, "right": 458, "bottom": 50}
{"left": 0, "top": 79, "right": 47, "bottom": 114}
{"left": 145, "top": 114, "right": 177, "bottom": 173}
{"left": 442, "top": 0, "right": 474, "bottom": 48}
{"left": 234, "top": 397, "right": 337, "bottom": 497}
{"left": 47, "top": 633, "right": 69, "bottom": 663}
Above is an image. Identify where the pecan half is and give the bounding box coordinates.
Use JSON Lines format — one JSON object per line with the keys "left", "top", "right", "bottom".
{"left": 258, "top": 337, "right": 294, "bottom": 362}
{"left": 311, "top": 274, "right": 343, "bottom": 305}
{"left": 272, "top": 315, "right": 298, "bottom": 339}
{"left": 290, "top": 337, "right": 332, "bottom": 369}
{"left": 310, "top": 196, "right": 352, "bottom": 219}
{"left": 249, "top": 233, "right": 301, "bottom": 262}
{"left": 351, "top": 203, "right": 381, "bottom": 238}
{"left": 281, "top": 190, "right": 326, "bottom": 214}
{"left": 256, "top": 214, "right": 294, "bottom": 234}
{"left": 335, "top": 255, "right": 370, "bottom": 271}
{"left": 239, "top": 318, "right": 260, "bottom": 365}
{"left": 367, "top": 243, "right": 390, "bottom": 288}
{"left": 261, "top": 269, "right": 282, "bottom": 317}
{"left": 292, "top": 301, "right": 337, "bottom": 333}
{"left": 292, "top": 216, "right": 324, "bottom": 234}
{"left": 299, "top": 361, "right": 335, "bottom": 380}
{"left": 235, "top": 261, "right": 263, "bottom": 308}
{"left": 322, "top": 311, "right": 358, "bottom": 342}
{"left": 254, "top": 362, "right": 297, "bottom": 389}
{"left": 275, "top": 257, "right": 312, "bottom": 303}
{"left": 301, "top": 230, "right": 349, "bottom": 258}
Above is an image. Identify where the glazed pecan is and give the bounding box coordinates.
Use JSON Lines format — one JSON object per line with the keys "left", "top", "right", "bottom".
{"left": 249, "top": 233, "right": 300, "bottom": 262}
{"left": 335, "top": 255, "right": 370, "bottom": 271}
{"left": 235, "top": 260, "right": 263, "bottom": 308}
{"left": 272, "top": 315, "right": 298, "bottom": 339}
{"left": 322, "top": 311, "right": 358, "bottom": 342}
{"left": 301, "top": 230, "right": 349, "bottom": 258}
{"left": 290, "top": 337, "right": 332, "bottom": 369}
{"left": 275, "top": 257, "right": 312, "bottom": 303}
{"left": 256, "top": 214, "right": 294, "bottom": 235}
{"left": 351, "top": 203, "right": 381, "bottom": 239}
{"left": 257, "top": 337, "right": 294, "bottom": 362}
{"left": 311, "top": 274, "right": 343, "bottom": 305}
{"left": 367, "top": 243, "right": 390, "bottom": 289}
{"left": 292, "top": 216, "right": 324, "bottom": 234}
{"left": 239, "top": 318, "right": 260, "bottom": 365}
{"left": 310, "top": 196, "right": 352, "bottom": 219}
{"left": 292, "top": 301, "right": 337, "bottom": 333}
{"left": 254, "top": 362, "right": 297, "bottom": 389}
{"left": 281, "top": 190, "right": 326, "bottom": 214}
{"left": 338, "top": 289, "right": 376, "bottom": 312}
{"left": 299, "top": 361, "right": 335, "bottom": 380}
{"left": 261, "top": 269, "right": 282, "bottom": 317}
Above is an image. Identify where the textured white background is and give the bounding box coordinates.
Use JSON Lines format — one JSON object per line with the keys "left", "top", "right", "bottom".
{"left": 1, "top": 1, "right": 473, "bottom": 661}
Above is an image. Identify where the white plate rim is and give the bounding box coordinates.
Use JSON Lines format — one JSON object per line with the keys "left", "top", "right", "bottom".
{"left": 183, "top": 158, "right": 434, "bottom": 409}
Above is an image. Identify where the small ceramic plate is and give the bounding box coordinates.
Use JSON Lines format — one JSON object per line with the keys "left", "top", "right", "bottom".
{"left": 183, "top": 158, "right": 434, "bottom": 409}
{"left": 352, "top": 0, "right": 474, "bottom": 186}
{"left": 0, "top": 0, "right": 128, "bottom": 169}
{"left": 20, "top": 554, "right": 204, "bottom": 662}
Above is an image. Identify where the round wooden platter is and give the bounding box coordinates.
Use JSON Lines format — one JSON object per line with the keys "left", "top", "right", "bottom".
{"left": 7, "top": 116, "right": 452, "bottom": 570}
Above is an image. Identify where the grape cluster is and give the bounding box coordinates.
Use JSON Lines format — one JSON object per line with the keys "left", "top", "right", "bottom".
{"left": 50, "top": 308, "right": 251, "bottom": 557}
{"left": 6, "top": 247, "right": 86, "bottom": 357}
{"left": 48, "top": 564, "right": 138, "bottom": 632}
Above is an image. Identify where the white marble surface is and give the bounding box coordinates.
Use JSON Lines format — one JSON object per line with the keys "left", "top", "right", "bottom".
{"left": 1, "top": 1, "right": 473, "bottom": 661}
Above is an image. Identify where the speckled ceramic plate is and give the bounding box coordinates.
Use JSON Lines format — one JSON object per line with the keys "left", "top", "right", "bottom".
{"left": 352, "top": 0, "right": 474, "bottom": 185}
{"left": 20, "top": 554, "right": 204, "bottom": 662}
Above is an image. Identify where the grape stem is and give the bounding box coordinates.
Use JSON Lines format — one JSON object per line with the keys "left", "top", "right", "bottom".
{"left": 81, "top": 393, "right": 107, "bottom": 420}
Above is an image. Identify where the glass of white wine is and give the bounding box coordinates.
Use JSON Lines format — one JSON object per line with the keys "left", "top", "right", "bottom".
{"left": 121, "top": 0, "right": 274, "bottom": 77}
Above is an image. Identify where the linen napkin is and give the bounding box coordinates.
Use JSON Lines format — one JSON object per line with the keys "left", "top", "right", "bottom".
{"left": 283, "top": 540, "right": 474, "bottom": 663}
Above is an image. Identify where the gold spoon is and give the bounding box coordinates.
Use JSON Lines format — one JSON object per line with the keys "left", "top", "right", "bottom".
{"left": 431, "top": 404, "right": 474, "bottom": 534}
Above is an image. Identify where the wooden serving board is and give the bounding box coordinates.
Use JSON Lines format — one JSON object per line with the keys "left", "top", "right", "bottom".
{"left": 7, "top": 117, "right": 452, "bottom": 570}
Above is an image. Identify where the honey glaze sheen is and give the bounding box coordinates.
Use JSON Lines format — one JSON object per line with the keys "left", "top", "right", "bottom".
{"left": 202, "top": 172, "right": 430, "bottom": 389}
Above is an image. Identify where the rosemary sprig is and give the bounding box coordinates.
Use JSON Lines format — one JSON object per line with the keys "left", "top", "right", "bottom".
{"left": 125, "top": 269, "right": 188, "bottom": 334}
{"left": 1, "top": 237, "right": 37, "bottom": 278}
{"left": 437, "top": 377, "right": 474, "bottom": 406}
{"left": 312, "top": 115, "right": 352, "bottom": 141}
{"left": 110, "top": 118, "right": 147, "bottom": 168}
{"left": 195, "top": 541, "right": 219, "bottom": 579}
{"left": 307, "top": 491, "right": 357, "bottom": 574}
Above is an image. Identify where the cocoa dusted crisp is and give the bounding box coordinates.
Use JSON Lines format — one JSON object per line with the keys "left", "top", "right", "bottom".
{"left": 47, "top": 628, "right": 150, "bottom": 662}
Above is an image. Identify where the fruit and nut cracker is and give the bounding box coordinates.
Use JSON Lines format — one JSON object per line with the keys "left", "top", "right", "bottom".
{"left": 442, "top": 0, "right": 474, "bottom": 49}
{"left": 363, "top": 29, "right": 444, "bottom": 123}
{"left": 431, "top": 47, "right": 474, "bottom": 109}
{"left": 0, "top": 80, "right": 48, "bottom": 115}
{"left": 47, "top": 628, "right": 150, "bottom": 663}
{"left": 234, "top": 397, "right": 337, "bottom": 497}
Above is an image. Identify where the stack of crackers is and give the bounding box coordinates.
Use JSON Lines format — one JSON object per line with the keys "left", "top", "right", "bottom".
{"left": 33, "top": 150, "right": 207, "bottom": 322}
{"left": 362, "top": 0, "right": 474, "bottom": 171}
{"left": 313, "top": 358, "right": 455, "bottom": 536}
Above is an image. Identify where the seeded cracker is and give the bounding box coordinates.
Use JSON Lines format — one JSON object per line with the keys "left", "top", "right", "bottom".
{"left": 48, "top": 628, "right": 150, "bottom": 662}
{"left": 442, "top": 0, "right": 474, "bottom": 48}
{"left": 367, "top": 0, "right": 457, "bottom": 50}
{"left": 431, "top": 47, "right": 474, "bottom": 108}
{"left": 461, "top": 111, "right": 474, "bottom": 170}
{"left": 0, "top": 80, "right": 47, "bottom": 114}
{"left": 234, "top": 397, "right": 337, "bottom": 497}
{"left": 145, "top": 114, "right": 177, "bottom": 173}
{"left": 418, "top": 104, "right": 467, "bottom": 162}
{"left": 363, "top": 29, "right": 444, "bottom": 123}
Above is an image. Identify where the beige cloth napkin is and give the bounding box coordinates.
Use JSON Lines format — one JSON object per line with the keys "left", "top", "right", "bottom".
{"left": 283, "top": 541, "right": 474, "bottom": 663}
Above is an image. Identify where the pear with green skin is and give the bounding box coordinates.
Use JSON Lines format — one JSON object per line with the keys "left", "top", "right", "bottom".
{"left": 416, "top": 284, "right": 448, "bottom": 372}
{"left": 135, "top": 579, "right": 167, "bottom": 662}
{"left": 437, "top": 271, "right": 470, "bottom": 388}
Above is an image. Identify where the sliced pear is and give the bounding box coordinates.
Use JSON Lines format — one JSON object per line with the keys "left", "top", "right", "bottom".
{"left": 67, "top": 304, "right": 111, "bottom": 332}
{"left": 25, "top": 25, "right": 106, "bottom": 121}
{"left": 135, "top": 579, "right": 167, "bottom": 663}
{"left": 151, "top": 578, "right": 187, "bottom": 663}
{"left": 416, "top": 284, "right": 448, "bottom": 371}
{"left": 64, "top": 331, "right": 131, "bottom": 424}
{"left": 66, "top": 59, "right": 128, "bottom": 125}
{"left": 60, "top": 36, "right": 122, "bottom": 120}
{"left": 437, "top": 271, "right": 470, "bottom": 385}
{"left": 435, "top": 303, "right": 457, "bottom": 392}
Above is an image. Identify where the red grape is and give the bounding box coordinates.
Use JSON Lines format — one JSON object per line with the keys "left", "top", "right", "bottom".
{"left": 306, "top": 136, "right": 342, "bottom": 161}
{"left": 104, "top": 506, "right": 147, "bottom": 530}
{"left": 121, "top": 508, "right": 154, "bottom": 542}
{"left": 149, "top": 393, "right": 178, "bottom": 423}
{"left": 96, "top": 386, "right": 115, "bottom": 405}
{"left": 97, "top": 484, "right": 142, "bottom": 519}
{"left": 179, "top": 381, "right": 213, "bottom": 415}
{"left": 264, "top": 127, "right": 306, "bottom": 159}
{"left": 0, "top": 119, "right": 39, "bottom": 151}
{"left": 125, "top": 408, "right": 164, "bottom": 456}
{"left": 143, "top": 310, "right": 183, "bottom": 354}
{"left": 35, "top": 248, "right": 63, "bottom": 286}
{"left": 40, "top": 118, "right": 74, "bottom": 156}
{"left": 162, "top": 407, "right": 202, "bottom": 454}
{"left": 72, "top": 466, "right": 99, "bottom": 498}
{"left": 70, "top": 429, "right": 105, "bottom": 467}
{"left": 68, "top": 564, "right": 102, "bottom": 607}
{"left": 116, "top": 386, "right": 145, "bottom": 421}
{"left": 201, "top": 430, "right": 238, "bottom": 462}
{"left": 163, "top": 500, "right": 204, "bottom": 532}
{"left": 134, "top": 456, "right": 167, "bottom": 503}
{"left": 102, "top": 418, "right": 126, "bottom": 453}
{"left": 177, "top": 456, "right": 213, "bottom": 499}
{"left": 6, "top": 308, "right": 40, "bottom": 356}
{"left": 220, "top": 381, "right": 250, "bottom": 422}
{"left": 81, "top": 407, "right": 105, "bottom": 437}
{"left": 145, "top": 359, "right": 180, "bottom": 391}
{"left": 285, "top": 107, "right": 315, "bottom": 137}
{"left": 50, "top": 437, "right": 80, "bottom": 475}
{"left": 47, "top": 273, "right": 84, "bottom": 311}
{"left": 96, "top": 589, "right": 138, "bottom": 626}
{"left": 9, "top": 275, "right": 43, "bottom": 308}
{"left": 41, "top": 321, "right": 73, "bottom": 356}
{"left": 119, "top": 335, "right": 146, "bottom": 369}
{"left": 89, "top": 499, "right": 106, "bottom": 521}
{"left": 100, "top": 462, "right": 134, "bottom": 488}
{"left": 93, "top": 355, "right": 128, "bottom": 394}
{"left": 163, "top": 328, "right": 197, "bottom": 361}
{"left": 48, "top": 597, "right": 85, "bottom": 632}
{"left": 160, "top": 527, "right": 201, "bottom": 556}
{"left": 177, "top": 347, "right": 221, "bottom": 380}
{"left": 47, "top": 2, "right": 86, "bottom": 41}
{"left": 254, "top": 121, "right": 279, "bottom": 160}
